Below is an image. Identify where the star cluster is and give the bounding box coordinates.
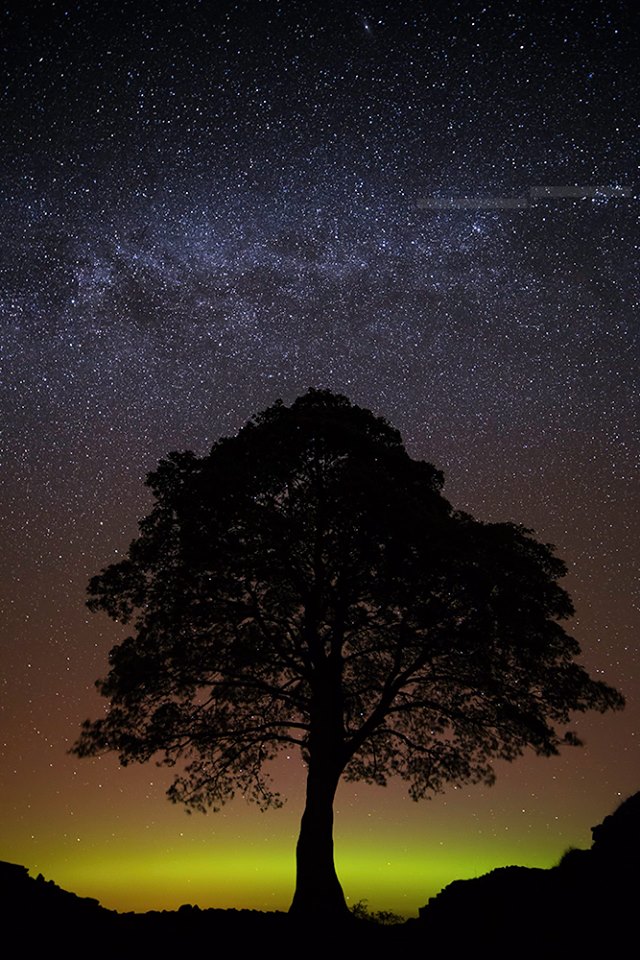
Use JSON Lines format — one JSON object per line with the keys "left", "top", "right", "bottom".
{"left": 1, "top": 0, "right": 638, "bottom": 915}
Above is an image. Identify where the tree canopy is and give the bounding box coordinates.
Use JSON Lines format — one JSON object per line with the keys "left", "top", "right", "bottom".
{"left": 73, "top": 389, "right": 624, "bottom": 918}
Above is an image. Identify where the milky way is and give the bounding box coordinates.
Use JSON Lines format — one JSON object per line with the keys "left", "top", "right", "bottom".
{"left": 1, "top": 0, "right": 638, "bottom": 915}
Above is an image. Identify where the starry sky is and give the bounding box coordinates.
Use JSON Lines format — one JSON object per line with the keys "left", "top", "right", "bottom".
{"left": 1, "top": 0, "right": 638, "bottom": 917}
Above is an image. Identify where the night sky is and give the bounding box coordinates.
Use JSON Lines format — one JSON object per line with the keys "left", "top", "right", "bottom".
{"left": 1, "top": 0, "right": 638, "bottom": 917}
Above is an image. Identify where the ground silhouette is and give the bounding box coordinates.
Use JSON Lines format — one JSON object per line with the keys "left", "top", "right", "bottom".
{"left": 415, "top": 791, "right": 639, "bottom": 951}
{"left": 3, "top": 793, "right": 636, "bottom": 955}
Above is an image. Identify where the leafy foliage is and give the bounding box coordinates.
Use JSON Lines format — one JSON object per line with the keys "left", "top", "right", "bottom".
{"left": 74, "top": 389, "right": 624, "bottom": 816}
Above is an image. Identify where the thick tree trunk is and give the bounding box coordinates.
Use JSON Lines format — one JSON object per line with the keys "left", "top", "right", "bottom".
{"left": 289, "top": 756, "right": 350, "bottom": 919}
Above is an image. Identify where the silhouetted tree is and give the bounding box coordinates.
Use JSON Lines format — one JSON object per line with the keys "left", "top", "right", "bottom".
{"left": 73, "top": 390, "right": 623, "bottom": 919}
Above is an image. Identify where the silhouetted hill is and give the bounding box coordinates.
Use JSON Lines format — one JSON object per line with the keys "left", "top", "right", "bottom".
{"left": 590, "top": 789, "right": 640, "bottom": 859}
{"left": 0, "top": 860, "right": 381, "bottom": 954}
{"left": 415, "top": 792, "right": 639, "bottom": 951}
{"left": 3, "top": 792, "right": 637, "bottom": 955}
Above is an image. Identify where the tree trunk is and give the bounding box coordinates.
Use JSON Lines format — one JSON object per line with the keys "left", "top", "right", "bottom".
{"left": 289, "top": 756, "right": 350, "bottom": 919}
